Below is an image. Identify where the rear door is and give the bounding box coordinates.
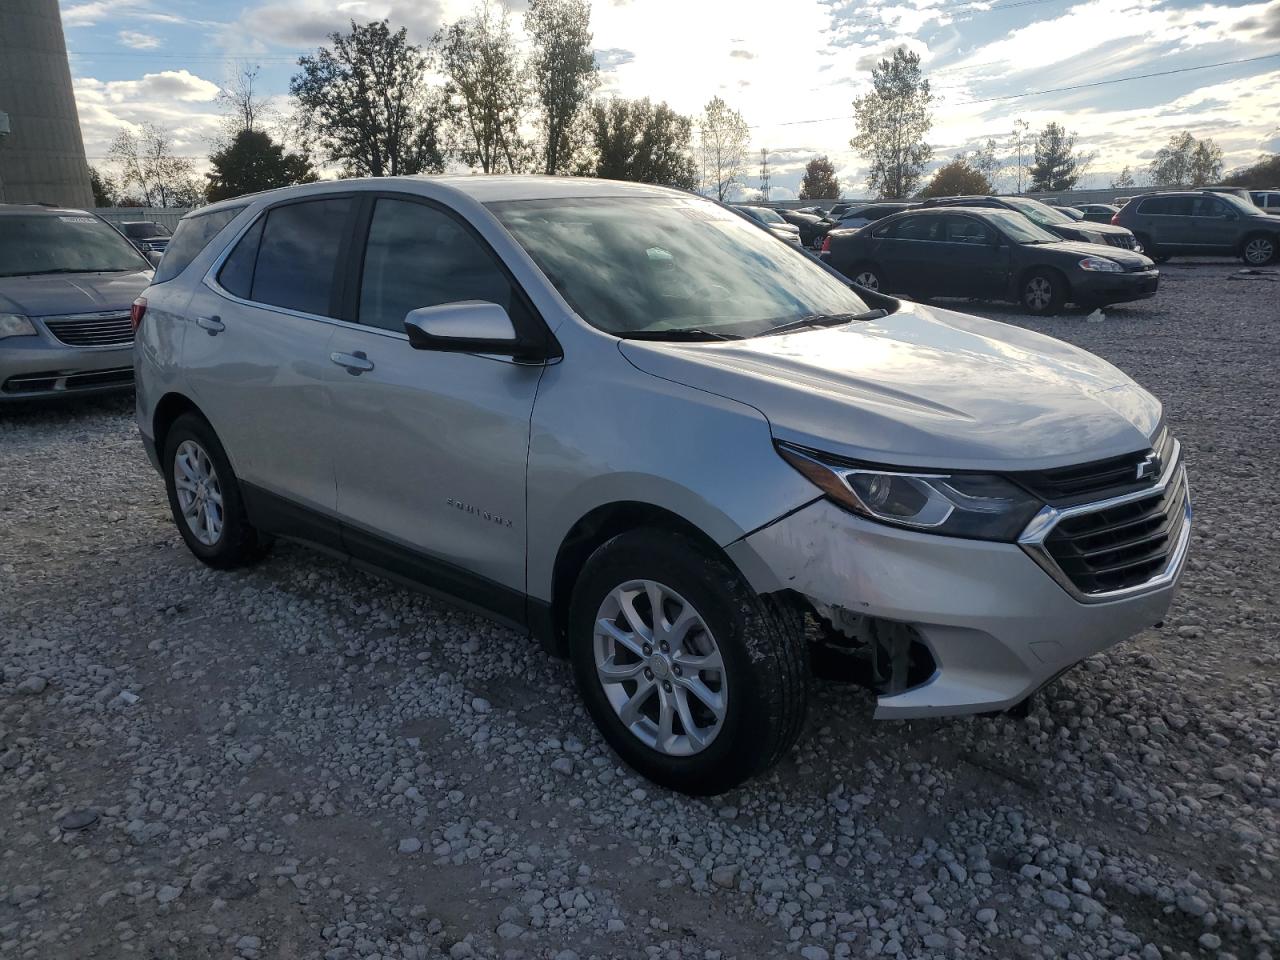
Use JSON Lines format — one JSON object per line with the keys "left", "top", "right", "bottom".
{"left": 323, "top": 193, "right": 547, "bottom": 604}
{"left": 181, "top": 195, "right": 357, "bottom": 535}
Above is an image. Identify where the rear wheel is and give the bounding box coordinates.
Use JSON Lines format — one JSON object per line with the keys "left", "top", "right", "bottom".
{"left": 1242, "top": 234, "right": 1276, "bottom": 266}
{"left": 163, "top": 413, "right": 264, "bottom": 568}
{"left": 1021, "top": 269, "right": 1066, "bottom": 315}
{"left": 850, "top": 263, "right": 881, "bottom": 292}
{"left": 568, "top": 530, "right": 809, "bottom": 795}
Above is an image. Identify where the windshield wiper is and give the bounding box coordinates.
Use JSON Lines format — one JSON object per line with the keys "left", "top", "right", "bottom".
{"left": 619, "top": 328, "right": 744, "bottom": 342}
{"left": 764, "top": 308, "right": 888, "bottom": 337}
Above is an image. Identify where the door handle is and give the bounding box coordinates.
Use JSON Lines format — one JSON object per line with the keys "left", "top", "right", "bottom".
{"left": 195, "top": 315, "right": 225, "bottom": 335}
{"left": 330, "top": 351, "right": 374, "bottom": 375}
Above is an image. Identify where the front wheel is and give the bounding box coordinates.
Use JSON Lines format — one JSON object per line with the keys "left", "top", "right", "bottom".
{"left": 568, "top": 530, "right": 809, "bottom": 795}
{"left": 1021, "top": 269, "right": 1065, "bottom": 315}
{"left": 1242, "top": 234, "right": 1277, "bottom": 266}
{"left": 850, "top": 263, "right": 881, "bottom": 292}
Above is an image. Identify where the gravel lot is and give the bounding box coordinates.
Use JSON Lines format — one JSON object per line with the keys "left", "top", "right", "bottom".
{"left": 2, "top": 258, "right": 1277, "bottom": 960}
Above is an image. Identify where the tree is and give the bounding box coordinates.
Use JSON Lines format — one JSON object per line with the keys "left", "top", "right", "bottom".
{"left": 759, "top": 148, "right": 771, "bottom": 201}
{"left": 89, "top": 166, "right": 118, "bottom": 207}
{"left": 219, "top": 63, "right": 270, "bottom": 138}
{"left": 850, "top": 48, "right": 933, "bottom": 199}
{"left": 526, "top": 0, "right": 597, "bottom": 175}
{"left": 1222, "top": 152, "right": 1280, "bottom": 188}
{"left": 291, "top": 20, "right": 445, "bottom": 177}
{"left": 1008, "top": 118, "right": 1031, "bottom": 194}
{"left": 698, "top": 96, "right": 749, "bottom": 202}
{"left": 588, "top": 98, "right": 696, "bottom": 189}
{"left": 1148, "top": 131, "right": 1222, "bottom": 187}
{"left": 798, "top": 156, "right": 840, "bottom": 200}
{"left": 1028, "top": 122, "right": 1081, "bottom": 192}
{"left": 439, "top": 2, "right": 530, "bottom": 174}
{"left": 205, "top": 130, "right": 318, "bottom": 203}
{"left": 919, "top": 157, "right": 993, "bottom": 198}
{"left": 1111, "top": 166, "right": 1136, "bottom": 189}
{"left": 109, "top": 124, "right": 201, "bottom": 207}
{"left": 968, "top": 138, "right": 1001, "bottom": 191}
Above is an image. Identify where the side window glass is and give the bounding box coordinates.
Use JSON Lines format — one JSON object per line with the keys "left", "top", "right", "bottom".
{"left": 944, "top": 216, "right": 993, "bottom": 244}
{"left": 358, "top": 197, "right": 520, "bottom": 334}
{"left": 153, "top": 206, "right": 244, "bottom": 284}
{"left": 1193, "top": 196, "right": 1226, "bottom": 217}
{"left": 871, "top": 220, "right": 895, "bottom": 238}
{"left": 895, "top": 216, "right": 939, "bottom": 241}
{"left": 250, "top": 197, "right": 352, "bottom": 317}
{"left": 217, "top": 217, "right": 264, "bottom": 299}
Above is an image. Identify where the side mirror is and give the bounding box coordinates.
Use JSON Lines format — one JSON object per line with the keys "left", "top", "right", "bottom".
{"left": 404, "top": 301, "right": 541, "bottom": 361}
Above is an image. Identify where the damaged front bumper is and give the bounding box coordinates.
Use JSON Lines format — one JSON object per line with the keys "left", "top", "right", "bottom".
{"left": 726, "top": 497, "right": 1188, "bottom": 719}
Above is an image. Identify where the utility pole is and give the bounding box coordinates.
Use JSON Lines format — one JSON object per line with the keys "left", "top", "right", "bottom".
{"left": 759, "top": 148, "right": 770, "bottom": 202}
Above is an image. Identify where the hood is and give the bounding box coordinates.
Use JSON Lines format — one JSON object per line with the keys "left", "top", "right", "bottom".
{"left": 618, "top": 301, "right": 1161, "bottom": 472}
{"left": 0, "top": 270, "right": 153, "bottom": 318}
{"left": 1041, "top": 240, "right": 1153, "bottom": 269}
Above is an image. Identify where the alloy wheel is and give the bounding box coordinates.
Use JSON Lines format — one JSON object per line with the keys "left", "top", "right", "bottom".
{"left": 173, "top": 440, "right": 224, "bottom": 546}
{"left": 593, "top": 579, "right": 727, "bottom": 757}
{"left": 1024, "top": 276, "right": 1053, "bottom": 310}
{"left": 854, "top": 271, "right": 880, "bottom": 291}
{"left": 1244, "top": 237, "right": 1275, "bottom": 265}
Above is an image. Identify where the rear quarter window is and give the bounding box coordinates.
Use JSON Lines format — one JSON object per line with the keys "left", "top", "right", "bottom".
{"left": 154, "top": 207, "right": 246, "bottom": 284}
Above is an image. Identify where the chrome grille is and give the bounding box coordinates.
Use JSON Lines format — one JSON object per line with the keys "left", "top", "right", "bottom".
{"left": 1018, "top": 433, "right": 1190, "bottom": 601}
{"left": 43, "top": 314, "right": 134, "bottom": 347}
{"left": 1104, "top": 234, "right": 1137, "bottom": 250}
{"left": 1014, "top": 426, "right": 1174, "bottom": 506}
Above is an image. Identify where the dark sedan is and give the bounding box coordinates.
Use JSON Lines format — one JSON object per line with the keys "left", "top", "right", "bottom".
{"left": 918, "top": 195, "right": 1142, "bottom": 252}
{"left": 732, "top": 205, "right": 803, "bottom": 246}
{"left": 821, "top": 207, "right": 1158, "bottom": 314}
{"left": 1077, "top": 203, "right": 1120, "bottom": 224}
{"left": 776, "top": 208, "right": 832, "bottom": 248}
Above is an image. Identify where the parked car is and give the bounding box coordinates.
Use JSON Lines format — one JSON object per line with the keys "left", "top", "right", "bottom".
{"left": 919, "top": 195, "right": 1142, "bottom": 251}
{"left": 0, "top": 204, "right": 153, "bottom": 401}
{"left": 136, "top": 177, "right": 1189, "bottom": 795}
{"left": 776, "top": 208, "right": 832, "bottom": 248}
{"left": 1113, "top": 190, "right": 1280, "bottom": 264}
{"left": 1057, "top": 206, "right": 1086, "bottom": 220}
{"left": 833, "top": 202, "right": 916, "bottom": 230}
{"left": 732, "top": 205, "right": 803, "bottom": 246}
{"left": 822, "top": 206, "right": 1158, "bottom": 313}
{"left": 118, "top": 220, "right": 172, "bottom": 255}
{"left": 1249, "top": 190, "right": 1280, "bottom": 214}
{"left": 1077, "top": 203, "right": 1121, "bottom": 224}
{"left": 826, "top": 202, "right": 855, "bottom": 219}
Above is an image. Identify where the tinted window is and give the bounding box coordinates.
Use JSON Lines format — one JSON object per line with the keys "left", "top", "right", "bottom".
{"left": 250, "top": 198, "right": 351, "bottom": 317}
{"left": 155, "top": 207, "right": 244, "bottom": 283}
{"left": 1138, "top": 196, "right": 1193, "bottom": 216}
{"left": 217, "top": 217, "right": 264, "bottom": 299}
{"left": 894, "top": 216, "right": 941, "bottom": 241}
{"left": 1192, "top": 196, "right": 1229, "bottom": 217}
{"left": 359, "top": 198, "right": 518, "bottom": 333}
{"left": 0, "top": 213, "right": 152, "bottom": 278}
{"left": 943, "top": 216, "right": 994, "bottom": 244}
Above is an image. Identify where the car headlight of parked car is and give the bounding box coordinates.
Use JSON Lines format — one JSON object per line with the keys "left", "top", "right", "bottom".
{"left": 0, "top": 314, "right": 37, "bottom": 340}
{"left": 777, "top": 442, "right": 1043, "bottom": 541}
{"left": 1078, "top": 257, "right": 1124, "bottom": 273}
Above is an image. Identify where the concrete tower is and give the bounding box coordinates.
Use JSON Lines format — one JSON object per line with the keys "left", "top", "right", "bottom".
{"left": 0, "top": 0, "right": 94, "bottom": 208}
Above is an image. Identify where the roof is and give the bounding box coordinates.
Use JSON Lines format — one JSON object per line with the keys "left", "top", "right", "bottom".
{"left": 0, "top": 203, "right": 91, "bottom": 216}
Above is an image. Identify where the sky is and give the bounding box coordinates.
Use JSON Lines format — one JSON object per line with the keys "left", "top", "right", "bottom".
{"left": 60, "top": 0, "right": 1280, "bottom": 200}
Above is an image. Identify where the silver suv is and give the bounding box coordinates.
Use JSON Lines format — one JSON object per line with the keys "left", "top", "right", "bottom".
{"left": 136, "top": 177, "right": 1191, "bottom": 794}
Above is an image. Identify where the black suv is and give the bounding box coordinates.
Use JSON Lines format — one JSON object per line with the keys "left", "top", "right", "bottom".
{"left": 1113, "top": 191, "right": 1280, "bottom": 265}
{"left": 919, "top": 195, "right": 1141, "bottom": 251}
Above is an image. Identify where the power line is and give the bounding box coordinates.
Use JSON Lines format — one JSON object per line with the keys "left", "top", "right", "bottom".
{"left": 747, "top": 52, "right": 1280, "bottom": 130}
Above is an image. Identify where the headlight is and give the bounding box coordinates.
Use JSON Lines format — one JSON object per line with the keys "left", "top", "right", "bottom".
{"left": 776, "top": 442, "right": 1043, "bottom": 541}
{"left": 0, "top": 314, "right": 37, "bottom": 340}
{"left": 1078, "top": 257, "right": 1123, "bottom": 273}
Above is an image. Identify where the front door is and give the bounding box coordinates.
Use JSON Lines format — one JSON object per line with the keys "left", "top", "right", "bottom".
{"left": 1188, "top": 195, "right": 1242, "bottom": 252}
{"left": 325, "top": 195, "right": 547, "bottom": 608}
{"left": 936, "top": 214, "right": 1008, "bottom": 298}
{"left": 181, "top": 195, "right": 357, "bottom": 525}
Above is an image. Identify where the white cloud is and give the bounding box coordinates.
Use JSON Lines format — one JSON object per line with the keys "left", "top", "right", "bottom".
{"left": 117, "top": 29, "right": 160, "bottom": 49}
{"left": 62, "top": 0, "right": 147, "bottom": 27}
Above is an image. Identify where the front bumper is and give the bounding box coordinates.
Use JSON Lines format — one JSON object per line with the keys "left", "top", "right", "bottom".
{"left": 1073, "top": 268, "right": 1160, "bottom": 305}
{"left": 727, "top": 493, "right": 1189, "bottom": 719}
{"left": 0, "top": 336, "right": 134, "bottom": 402}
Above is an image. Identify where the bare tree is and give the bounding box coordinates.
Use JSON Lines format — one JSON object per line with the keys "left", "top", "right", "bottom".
{"left": 1110, "top": 166, "right": 1136, "bottom": 189}
{"left": 109, "top": 124, "right": 201, "bottom": 207}
{"left": 699, "top": 97, "right": 749, "bottom": 202}
{"left": 1008, "top": 118, "right": 1031, "bottom": 194}
{"left": 219, "top": 63, "right": 268, "bottom": 136}
{"left": 526, "top": 0, "right": 597, "bottom": 175}
{"left": 291, "top": 20, "right": 445, "bottom": 177}
{"left": 438, "top": 2, "right": 530, "bottom": 174}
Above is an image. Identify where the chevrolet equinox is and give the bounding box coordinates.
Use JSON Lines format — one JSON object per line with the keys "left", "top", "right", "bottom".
{"left": 135, "top": 177, "right": 1192, "bottom": 795}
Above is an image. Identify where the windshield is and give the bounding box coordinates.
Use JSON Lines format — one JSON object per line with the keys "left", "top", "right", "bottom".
{"left": 490, "top": 196, "right": 870, "bottom": 338}
{"left": 123, "top": 221, "right": 171, "bottom": 238}
{"left": 744, "top": 206, "right": 784, "bottom": 224}
{"left": 0, "top": 214, "right": 151, "bottom": 277}
{"left": 988, "top": 211, "right": 1060, "bottom": 244}
{"left": 1005, "top": 197, "right": 1073, "bottom": 227}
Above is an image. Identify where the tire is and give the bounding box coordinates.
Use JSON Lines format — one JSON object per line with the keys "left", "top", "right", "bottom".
{"left": 568, "top": 529, "right": 809, "bottom": 795}
{"left": 163, "top": 412, "right": 264, "bottom": 569}
{"left": 1020, "top": 269, "right": 1066, "bottom": 315}
{"left": 1135, "top": 234, "right": 1169, "bottom": 264}
{"left": 1241, "top": 234, "right": 1277, "bottom": 266}
{"left": 849, "top": 263, "right": 881, "bottom": 292}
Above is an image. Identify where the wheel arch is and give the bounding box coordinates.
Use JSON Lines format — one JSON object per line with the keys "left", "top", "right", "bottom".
{"left": 1018, "top": 263, "right": 1071, "bottom": 302}
{"left": 152, "top": 392, "right": 210, "bottom": 459}
{"left": 1239, "top": 230, "right": 1278, "bottom": 263}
